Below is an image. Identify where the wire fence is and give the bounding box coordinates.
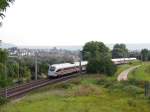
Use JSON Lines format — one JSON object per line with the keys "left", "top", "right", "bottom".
{"left": 145, "top": 81, "right": 150, "bottom": 97}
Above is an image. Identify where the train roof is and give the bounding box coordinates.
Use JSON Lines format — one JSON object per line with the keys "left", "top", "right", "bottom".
{"left": 49, "top": 58, "right": 136, "bottom": 71}
{"left": 111, "top": 58, "right": 136, "bottom": 62}
{"left": 50, "top": 61, "right": 88, "bottom": 70}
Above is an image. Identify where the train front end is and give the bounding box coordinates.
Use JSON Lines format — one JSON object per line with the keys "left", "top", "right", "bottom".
{"left": 48, "top": 65, "right": 57, "bottom": 77}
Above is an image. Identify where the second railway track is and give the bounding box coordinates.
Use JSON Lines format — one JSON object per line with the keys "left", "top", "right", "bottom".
{"left": 0, "top": 74, "right": 79, "bottom": 99}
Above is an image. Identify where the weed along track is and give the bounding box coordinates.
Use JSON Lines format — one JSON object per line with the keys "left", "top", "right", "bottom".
{"left": 0, "top": 74, "right": 79, "bottom": 99}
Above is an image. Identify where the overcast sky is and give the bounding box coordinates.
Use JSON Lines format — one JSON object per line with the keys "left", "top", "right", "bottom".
{"left": 0, "top": 0, "right": 150, "bottom": 46}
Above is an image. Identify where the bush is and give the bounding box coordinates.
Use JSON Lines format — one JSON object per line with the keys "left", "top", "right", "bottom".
{"left": 127, "top": 79, "right": 145, "bottom": 88}
{"left": 127, "top": 99, "right": 137, "bottom": 107}
{"left": 145, "top": 64, "right": 150, "bottom": 74}
{"left": 70, "top": 79, "right": 81, "bottom": 85}
{"left": 0, "top": 96, "right": 8, "bottom": 105}
{"left": 147, "top": 97, "right": 150, "bottom": 104}
{"left": 71, "top": 84, "right": 100, "bottom": 96}
{"left": 97, "top": 77, "right": 144, "bottom": 96}
{"left": 129, "top": 61, "right": 133, "bottom": 65}
{"left": 96, "top": 77, "right": 116, "bottom": 88}
{"left": 87, "top": 58, "right": 117, "bottom": 76}
{"left": 105, "top": 60, "right": 117, "bottom": 76}
{"left": 54, "top": 83, "right": 72, "bottom": 89}
{"left": 123, "top": 85, "right": 144, "bottom": 96}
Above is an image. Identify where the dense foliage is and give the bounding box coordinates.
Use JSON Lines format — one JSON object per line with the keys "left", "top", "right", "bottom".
{"left": 0, "top": 49, "right": 32, "bottom": 87}
{"left": 112, "top": 44, "right": 128, "bottom": 58}
{"left": 82, "top": 41, "right": 116, "bottom": 75}
{"left": 0, "top": 49, "right": 8, "bottom": 87}
{"left": 0, "top": 48, "right": 77, "bottom": 86}
{"left": 0, "top": 0, "right": 14, "bottom": 25}
{"left": 140, "top": 49, "right": 150, "bottom": 61}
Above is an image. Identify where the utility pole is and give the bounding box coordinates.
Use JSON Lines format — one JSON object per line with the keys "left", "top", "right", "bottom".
{"left": 79, "top": 51, "right": 82, "bottom": 74}
{"left": 4, "top": 60, "right": 7, "bottom": 98}
{"left": 18, "top": 51, "right": 20, "bottom": 81}
{"left": 35, "top": 52, "right": 38, "bottom": 80}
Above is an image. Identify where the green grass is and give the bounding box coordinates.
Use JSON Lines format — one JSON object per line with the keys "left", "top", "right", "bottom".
{"left": 0, "top": 74, "right": 150, "bottom": 112}
{"left": 129, "top": 62, "right": 150, "bottom": 81}
{"left": 115, "top": 64, "right": 131, "bottom": 76}
{"left": 115, "top": 60, "right": 141, "bottom": 77}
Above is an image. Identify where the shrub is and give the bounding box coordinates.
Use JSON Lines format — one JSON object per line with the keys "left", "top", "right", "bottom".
{"left": 127, "top": 99, "right": 137, "bottom": 107}
{"left": 97, "top": 78, "right": 144, "bottom": 96}
{"left": 96, "top": 77, "right": 116, "bottom": 88}
{"left": 87, "top": 58, "right": 117, "bottom": 76}
{"left": 127, "top": 79, "right": 145, "bottom": 88}
{"left": 123, "top": 85, "right": 144, "bottom": 96}
{"left": 71, "top": 84, "right": 100, "bottom": 96}
{"left": 145, "top": 65, "right": 150, "bottom": 74}
{"left": 54, "top": 83, "right": 71, "bottom": 89}
{"left": 147, "top": 97, "right": 150, "bottom": 104}
{"left": 129, "top": 61, "right": 133, "bottom": 65}
{"left": 0, "top": 96, "right": 8, "bottom": 105}
{"left": 70, "top": 79, "right": 81, "bottom": 85}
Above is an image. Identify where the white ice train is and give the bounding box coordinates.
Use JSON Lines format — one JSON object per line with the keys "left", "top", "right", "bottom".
{"left": 111, "top": 58, "right": 136, "bottom": 65}
{"left": 48, "top": 58, "right": 136, "bottom": 77}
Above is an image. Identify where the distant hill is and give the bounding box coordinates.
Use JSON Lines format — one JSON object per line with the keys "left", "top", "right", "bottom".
{"left": 0, "top": 42, "right": 16, "bottom": 49}
{"left": 18, "top": 44, "right": 150, "bottom": 51}
{"left": 107, "top": 44, "right": 150, "bottom": 51}
{"left": 1, "top": 41, "right": 150, "bottom": 51}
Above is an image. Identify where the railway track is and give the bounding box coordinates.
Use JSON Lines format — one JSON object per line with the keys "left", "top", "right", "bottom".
{"left": 0, "top": 74, "right": 79, "bottom": 99}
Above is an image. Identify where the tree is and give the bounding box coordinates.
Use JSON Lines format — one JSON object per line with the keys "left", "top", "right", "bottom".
{"left": 0, "top": 48, "right": 8, "bottom": 63}
{"left": 22, "top": 66, "right": 31, "bottom": 80}
{"left": 7, "top": 61, "right": 19, "bottom": 79}
{"left": 38, "top": 62, "right": 49, "bottom": 75}
{"left": 82, "top": 41, "right": 110, "bottom": 60}
{"left": 141, "top": 49, "right": 149, "bottom": 61}
{"left": 0, "top": 49, "right": 8, "bottom": 87}
{"left": 148, "top": 51, "right": 150, "bottom": 60}
{"left": 129, "top": 51, "right": 141, "bottom": 59}
{"left": 82, "top": 41, "right": 116, "bottom": 76}
{"left": 0, "top": 0, "right": 14, "bottom": 25}
{"left": 112, "top": 44, "right": 128, "bottom": 58}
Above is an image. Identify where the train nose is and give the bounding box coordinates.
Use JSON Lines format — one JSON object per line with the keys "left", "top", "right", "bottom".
{"left": 48, "top": 71, "right": 57, "bottom": 77}
{"left": 48, "top": 71, "right": 53, "bottom": 75}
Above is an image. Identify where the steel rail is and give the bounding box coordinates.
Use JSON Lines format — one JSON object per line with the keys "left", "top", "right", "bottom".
{"left": 0, "top": 74, "right": 79, "bottom": 99}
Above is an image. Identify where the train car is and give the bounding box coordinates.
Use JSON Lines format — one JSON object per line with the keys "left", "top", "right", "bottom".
{"left": 111, "top": 58, "right": 136, "bottom": 65}
{"left": 48, "top": 61, "right": 88, "bottom": 77}
{"left": 48, "top": 58, "right": 136, "bottom": 77}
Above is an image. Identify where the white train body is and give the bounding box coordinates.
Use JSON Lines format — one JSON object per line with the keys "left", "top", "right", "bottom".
{"left": 48, "top": 58, "right": 136, "bottom": 77}
{"left": 48, "top": 61, "right": 87, "bottom": 77}
{"left": 111, "top": 58, "right": 136, "bottom": 65}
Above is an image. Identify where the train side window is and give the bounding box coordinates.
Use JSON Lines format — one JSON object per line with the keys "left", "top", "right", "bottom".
{"left": 56, "top": 69, "right": 62, "bottom": 72}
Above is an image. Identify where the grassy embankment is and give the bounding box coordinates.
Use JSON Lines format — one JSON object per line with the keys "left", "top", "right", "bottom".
{"left": 1, "top": 76, "right": 149, "bottom": 111}
{"left": 114, "top": 60, "right": 142, "bottom": 77}
{"left": 129, "top": 62, "right": 150, "bottom": 81}
{"left": 1, "top": 60, "right": 149, "bottom": 112}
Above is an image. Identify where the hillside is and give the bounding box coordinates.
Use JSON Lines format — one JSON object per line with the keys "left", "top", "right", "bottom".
{"left": 0, "top": 74, "right": 149, "bottom": 112}
{"left": 129, "top": 62, "right": 150, "bottom": 81}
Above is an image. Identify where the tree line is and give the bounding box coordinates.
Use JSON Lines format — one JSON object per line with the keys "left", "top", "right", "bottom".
{"left": 140, "top": 49, "right": 150, "bottom": 61}
{"left": 82, "top": 41, "right": 149, "bottom": 76}
{"left": 0, "top": 49, "right": 32, "bottom": 87}
{"left": 0, "top": 48, "right": 75, "bottom": 88}
{"left": 1, "top": 41, "right": 150, "bottom": 88}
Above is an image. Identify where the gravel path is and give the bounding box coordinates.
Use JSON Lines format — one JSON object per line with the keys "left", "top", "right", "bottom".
{"left": 117, "top": 65, "right": 141, "bottom": 81}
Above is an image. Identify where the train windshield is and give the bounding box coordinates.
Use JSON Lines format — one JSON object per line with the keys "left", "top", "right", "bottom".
{"left": 49, "top": 66, "right": 56, "bottom": 71}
